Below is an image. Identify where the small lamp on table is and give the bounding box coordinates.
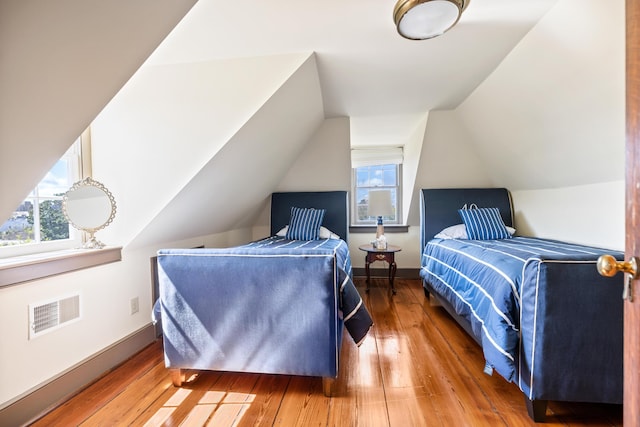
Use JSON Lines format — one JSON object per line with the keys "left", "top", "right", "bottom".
{"left": 368, "top": 190, "right": 394, "bottom": 249}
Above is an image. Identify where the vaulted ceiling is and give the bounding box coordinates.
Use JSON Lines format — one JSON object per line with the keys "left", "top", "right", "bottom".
{"left": 149, "top": 0, "right": 558, "bottom": 118}
{"left": 0, "top": 0, "right": 558, "bottom": 220}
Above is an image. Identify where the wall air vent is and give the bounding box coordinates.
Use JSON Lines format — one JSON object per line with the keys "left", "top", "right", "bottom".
{"left": 29, "top": 294, "right": 81, "bottom": 339}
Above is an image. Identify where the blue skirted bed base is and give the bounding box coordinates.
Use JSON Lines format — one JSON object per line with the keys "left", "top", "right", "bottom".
{"left": 154, "top": 191, "right": 372, "bottom": 395}
{"left": 420, "top": 188, "right": 624, "bottom": 422}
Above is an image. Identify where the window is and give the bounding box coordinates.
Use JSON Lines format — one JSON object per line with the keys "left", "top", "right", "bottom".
{"left": 351, "top": 146, "right": 403, "bottom": 226}
{"left": 352, "top": 163, "right": 402, "bottom": 225}
{"left": 0, "top": 139, "right": 83, "bottom": 257}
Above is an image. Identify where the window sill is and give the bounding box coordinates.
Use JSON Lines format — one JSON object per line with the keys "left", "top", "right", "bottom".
{"left": 0, "top": 247, "right": 122, "bottom": 288}
{"left": 349, "top": 225, "right": 409, "bottom": 233}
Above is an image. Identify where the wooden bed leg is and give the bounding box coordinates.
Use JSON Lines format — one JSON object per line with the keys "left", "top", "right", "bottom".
{"left": 525, "top": 397, "right": 547, "bottom": 422}
{"left": 322, "top": 377, "right": 336, "bottom": 397}
{"left": 170, "top": 368, "right": 183, "bottom": 387}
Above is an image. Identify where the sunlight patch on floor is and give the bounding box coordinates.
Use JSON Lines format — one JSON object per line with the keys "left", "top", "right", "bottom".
{"left": 143, "top": 388, "right": 192, "bottom": 426}
{"left": 357, "top": 333, "right": 380, "bottom": 387}
{"left": 143, "top": 384, "right": 256, "bottom": 427}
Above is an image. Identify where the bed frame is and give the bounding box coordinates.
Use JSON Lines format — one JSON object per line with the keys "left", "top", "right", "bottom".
{"left": 158, "top": 191, "right": 352, "bottom": 396}
{"left": 419, "top": 188, "right": 623, "bottom": 422}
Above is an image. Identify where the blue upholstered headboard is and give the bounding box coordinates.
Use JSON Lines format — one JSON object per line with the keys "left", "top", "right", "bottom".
{"left": 270, "top": 191, "right": 349, "bottom": 242}
{"left": 420, "top": 188, "right": 514, "bottom": 252}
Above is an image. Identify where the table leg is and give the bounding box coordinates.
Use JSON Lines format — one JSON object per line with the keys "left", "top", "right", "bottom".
{"left": 389, "top": 261, "right": 397, "bottom": 294}
{"left": 365, "top": 255, "right": 371, "bottom": 292}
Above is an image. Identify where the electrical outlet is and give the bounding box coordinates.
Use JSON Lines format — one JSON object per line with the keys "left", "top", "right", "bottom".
{"left": 130, "top": 297, "right": 139, "bottom": 315}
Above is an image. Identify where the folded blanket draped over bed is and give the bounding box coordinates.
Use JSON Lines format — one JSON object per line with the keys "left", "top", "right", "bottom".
{"left": 421, "top": 236, "right": 623, "bottom": 400}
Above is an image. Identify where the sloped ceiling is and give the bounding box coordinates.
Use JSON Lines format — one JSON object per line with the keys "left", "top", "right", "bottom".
{"left": 147, "top": 0, "right": 558, "bottom": 117}
{"left": 0, "top": 0, "right": 199, "bottom": 224}
{"left": 455, "top": 0, "right": 624, "bottom": 190}
{"left": 92, "top": 53, "right": 324, "bottom": 248}
{"left": 130, "top": 56, "right": 326, "bottom": 248}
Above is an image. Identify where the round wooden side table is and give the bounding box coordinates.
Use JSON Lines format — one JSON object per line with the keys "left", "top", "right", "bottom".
{"left": 358, "top": 244, "right": 402, "bottom": 294}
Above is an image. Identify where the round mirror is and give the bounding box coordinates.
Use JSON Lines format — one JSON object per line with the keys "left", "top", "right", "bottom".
{"left": 63, "top": 177, "right": 116, "bottom": 249}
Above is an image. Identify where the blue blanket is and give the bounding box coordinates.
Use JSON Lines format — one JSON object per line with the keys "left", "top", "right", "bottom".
{"left": 420, "top": 236, "right": 623, "bottom": 386}
{"left": 241, "top": 236, "right": 373, "bottom": 345}
{"left": 155, "top": 236, "right": 372, "bottom": 346}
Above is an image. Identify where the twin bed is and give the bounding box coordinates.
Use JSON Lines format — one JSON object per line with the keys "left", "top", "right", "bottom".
{"left": 419, "top": 188, "right": 624, "bottom": 421}
{"left": 155, "top": 191, "right": 372, "bottom": 395}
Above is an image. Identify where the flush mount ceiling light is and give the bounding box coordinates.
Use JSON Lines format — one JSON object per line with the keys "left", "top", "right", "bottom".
{"left": 393, "top": 0, "right": 469, "bottom": 40}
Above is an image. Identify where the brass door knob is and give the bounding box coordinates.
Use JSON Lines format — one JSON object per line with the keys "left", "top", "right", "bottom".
{"left": 597, "top": 254, "right": 639, "bottom": 278}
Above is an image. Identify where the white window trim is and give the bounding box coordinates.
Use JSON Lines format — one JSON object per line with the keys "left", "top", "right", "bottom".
{"left": 0, "top": 246, "right": 122, "bottom": 288}
{"left": 351, "top": 163, "right": 403, "bottom": 226}
{"left": 0, "top": 129, "right": 120, "bottom": 287}
{"left": 0, "top": 137, "right": 85, "bottom": 259}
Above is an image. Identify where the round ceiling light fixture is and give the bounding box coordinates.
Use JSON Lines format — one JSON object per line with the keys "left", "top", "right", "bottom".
{"left": 393, "top": 0, "right": 469, "bottom": 40}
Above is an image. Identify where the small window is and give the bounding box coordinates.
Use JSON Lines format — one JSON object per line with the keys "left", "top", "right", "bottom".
{"left": 352, "top": 163, "right": 402, "bottom": 225}
{"left": 0, "top": 139, "right": 83, "bottom": 257}
{"left": 351, "top": 146, "right": 403, "bottom": 226}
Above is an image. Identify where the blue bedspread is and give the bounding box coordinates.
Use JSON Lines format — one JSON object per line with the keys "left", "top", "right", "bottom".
{"left": 155, "top": 236, "right": 372, "bottom": 346}
{"left": 240, "top": 236, "right": 373, "bottom": 345}
{"left": 420, "top": 236, "right": 623, "bottom": 389}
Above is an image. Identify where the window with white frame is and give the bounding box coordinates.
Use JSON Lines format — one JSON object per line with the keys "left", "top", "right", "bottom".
{"left": 351, "top": 147, "right": 403, "bottom": 225}
{"left": 0, "top": 139, "right": 83, "bottom": 257}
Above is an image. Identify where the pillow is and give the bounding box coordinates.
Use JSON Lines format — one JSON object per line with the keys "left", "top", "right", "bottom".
{"left": 434, "top": 223, "right": 515, "bottom": 240}
{"left": 457, "top": 207, "right": 512, "bottom": 240}
{"left": 321, "top": 227, "right": 341, "bottom": 240}
{"left": 285, "top": 207, "right": 326, "bottom": 240}
{"left": 277, "top": 225, "right": 340, "bottom": 240}
{"left": 434, "top": 224, "right": 468, "bottom": 239}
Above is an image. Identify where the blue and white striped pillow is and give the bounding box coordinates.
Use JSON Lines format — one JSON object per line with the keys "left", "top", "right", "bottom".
{"left": 285, "top": 207, "right": 326, "bottom": 240}
{"left": 458, "top": 207, "right": 512, "bottom": 240}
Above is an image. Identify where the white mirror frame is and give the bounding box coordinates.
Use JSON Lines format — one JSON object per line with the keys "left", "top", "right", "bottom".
{"left": 62, "top": 177, "right": 116, "bottom": 249}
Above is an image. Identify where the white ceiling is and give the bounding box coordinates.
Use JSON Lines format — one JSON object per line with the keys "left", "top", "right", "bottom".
{"left": 147, "top": 0, "right": 559, "bottom": 118}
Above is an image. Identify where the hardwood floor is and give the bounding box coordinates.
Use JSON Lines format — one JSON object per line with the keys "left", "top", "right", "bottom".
{"left": 30, "top": 278, "right": 622, "bottom": 426}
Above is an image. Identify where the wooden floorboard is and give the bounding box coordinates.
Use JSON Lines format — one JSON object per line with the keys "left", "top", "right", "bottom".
{"left": 29, "top": 278, "right": 622, "bottom": 426}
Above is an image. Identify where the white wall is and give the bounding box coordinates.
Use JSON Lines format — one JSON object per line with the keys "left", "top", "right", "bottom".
{"left": 0, "top": 0, "right": 197, "bottom": 223}
{"left": 277, "top": 117, "right": 352, "bottom": 193}
{"left": 456, "top": 0, "right": 624, "bottom": 191}
{"left": 92, "top": 53, "right": 322, "bottom": 249}
{"left": 412, "top": 110, "right": 494, "bottom": 195}
{"left": 252, "top": 117, "right": 352, "bottom": 239}
{"left": 512, "top": 181, "right": 624, "bottom": 249}
{"left": 448, "top": 0, "right": 625, "bottom": 247}
{"left": 401, "top": 114, "right": 429, "bottom": 225}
